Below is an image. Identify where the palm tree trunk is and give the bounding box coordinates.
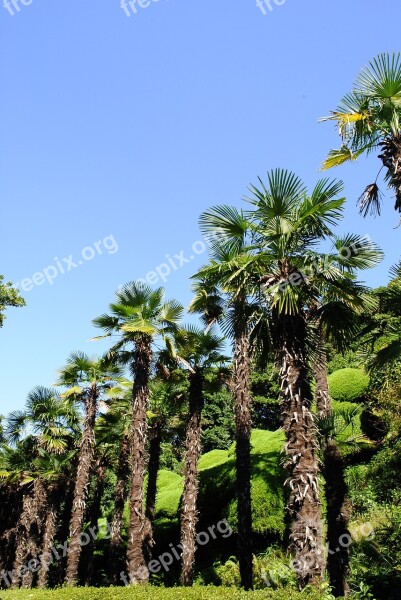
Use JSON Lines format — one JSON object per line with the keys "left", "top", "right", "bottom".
{"left": 12, "top": 479, "right": 48, "bottom": 589}
{"left": 315, "top": 348, "right": 330, "bottom": 416}
{"left": 379, "top": 134, "right": 401, "bottom": 211}
{"left": 109, "top": 431, "right": 130, "bottom": 584}
{"left": 314, "top": 347, "right": 351, "bottom": 597}
{"left": 126, "top": 337, "right": 152, "bottom": 584}
{"left": 65, "top": 387, "right": 98, "bottom": 586}
{"left": 233, "top": 328, "right": 253, "bottom": 590}
{"left": 11, "top": 486, "right": 34, "bottom": 588}
{"left": 37, "top": 489, "right": 58, "bottom": 589}
{"left": 84, "top": 460, "right": 107, "bottom": 586}
{"left": 144, "top": 420, "right": 162, "bottom": 562}
{"left": 180, "top": 368, "right": 204, "bottom": 587}
{"left": 277, "top": 315, "right": 324, "bottom": 589}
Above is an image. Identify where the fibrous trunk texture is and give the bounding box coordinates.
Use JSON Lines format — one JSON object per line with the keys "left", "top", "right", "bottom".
{"left": 65, "top": 386, "right": 98, "bottom": 586}
{"left": 144, "top": 420, "right": 162, "bottom": 562}
{"left": 314, "top": 347, "right": 350, "bottom": 597}
{"left": 126, "top": 337, "right": 152, "bottom": 584}
{"left": 11, "top": 479, "right": 48, "bottom": 589}
{"left": 109, "top": 432, "right": 131, "bottom": 584}
{"left": 233, "top": 329, "right": 253, "bottom": 590}
{"left": 37, "top": 488, "right": 58, "bottom": 589}
{"left": 84, "top": 461, "right": 107, "bottom": 586}
{"left": 379, "top": 134, "right": 401, "bottom": 212}
{"left": 277, "top": 315, "right": 324, "bottom": 589}
{"left": 180, "top": 368, "right": 204, "bottom": 587}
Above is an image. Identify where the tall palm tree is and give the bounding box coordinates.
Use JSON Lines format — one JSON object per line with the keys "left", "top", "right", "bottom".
{"left": 170, "top": 326, "right": 227, "bottom": 586}
{"left": 321, "top": 52, "right": 401, "bottom": 216}
{"left": 58, "top": 352, "right": 122, "bottom": 587}
{"left": 93, "top": 283, "right": 183, "bottom": 584}
{"left": 190, "top": 207, "right": 259, "bottom": 590}
{"left": 245, "top": 169, "right": 355, "bottom": 587}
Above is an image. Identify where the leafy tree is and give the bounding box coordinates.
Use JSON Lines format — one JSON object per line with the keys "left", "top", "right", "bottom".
{"left": 0, "top": 276, "right": 25, "bottom": 328}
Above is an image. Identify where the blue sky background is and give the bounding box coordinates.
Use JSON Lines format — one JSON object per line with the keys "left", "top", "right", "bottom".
{"left": 1, "top": 0, "right": 400, "bottom": 415}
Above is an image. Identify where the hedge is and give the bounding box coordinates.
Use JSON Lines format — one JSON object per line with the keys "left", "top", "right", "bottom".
{"left": 0, "top": 586, "right": 325, "bottom": 600}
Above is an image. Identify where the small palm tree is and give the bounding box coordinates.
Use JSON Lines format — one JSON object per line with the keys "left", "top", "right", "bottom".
{"left": 93, "top": 283, "right": 183, "bottom": 584}
{"left": 321, "top": 52, "right": 401, "bottom": 216}
{"left": 96, "top": 381, "right": 132, "bottom": 584}
{"left": 57, "top": 352, "right": 122, "bottom": 586}
{"left": 170, "top": 326, "right": 227, "bottom": 586}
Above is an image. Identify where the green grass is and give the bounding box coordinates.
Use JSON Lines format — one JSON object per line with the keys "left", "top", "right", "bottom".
{"left": 0, "top": 586, "right": 324, "bottom": 600}
{"left": 147, "top": 429, "right": 285, "bottom": 546}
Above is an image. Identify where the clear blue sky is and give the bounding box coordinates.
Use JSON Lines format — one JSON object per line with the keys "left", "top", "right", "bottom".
{"left": 1, "top": 0, "right": 400, "bottom": 415}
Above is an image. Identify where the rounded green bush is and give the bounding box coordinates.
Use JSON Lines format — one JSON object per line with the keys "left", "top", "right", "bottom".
{"left": 328, "top": 368, "right": 370, "bottom": 403}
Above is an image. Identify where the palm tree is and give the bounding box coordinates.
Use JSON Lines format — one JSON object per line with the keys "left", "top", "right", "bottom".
{"left": 4, "top": 387, "right": 78, "bottom": 589}
{"left": 309, "top": 235, "right": 382, "bottom": 597}
{"left": 315, "top": 405, "right": 367, "bottom": 598}
{"left": 191, "top": 207, "right": 259, "bottom": 590}
{"left": 93, "top": 283, "right": 183, "bottom": 584}
{"left": 245, "top": 169, "right": 355, "bottom": 587}
{"left": 170, "top": 326, "right": 227, "bottom": 586}
{"left": 145, "top": 372, "right": 187, "bottom": 557}
{"left": 321, "top": 52, "right": 401, "bottom": 216}
{"left": 58, "top": 352, "right": 122, "bottom": 587}
{"left": 96, "top": 383, "right": 132, "bottom": 584}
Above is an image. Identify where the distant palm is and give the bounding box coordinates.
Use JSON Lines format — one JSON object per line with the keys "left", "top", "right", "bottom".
{"left": 170, "top": 326, "right": 227, "bottom": 586}
{"left": 58, "top": 352, "right": 121, "bottom": 587}
{"left": 321, "top": 53, "right": 401, "bottom": 216}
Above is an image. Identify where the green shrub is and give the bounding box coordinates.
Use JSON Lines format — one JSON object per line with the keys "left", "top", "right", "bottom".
{"left": 328, "top": 368, "right": 370, "bottom": 403}
{"left": 199, "top": 429, "right": 286, "bottom": 539}
{"left": 349, "top": 508, "right": 401, "bottom": 600}
{"left": 1, "top": 586, "right": 325, "bottom": 599}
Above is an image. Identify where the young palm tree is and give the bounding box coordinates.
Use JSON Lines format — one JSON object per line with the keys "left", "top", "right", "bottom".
{"left": 58, "top": 353, "right": 122, "bottom": 587}
{"left": 93, "top": 283, "right": 183, "bottom": 584}
{"left": 96, "top": 384, "right": 132, "bottom": 584}
{"left": 321, "top": 52, "right": 401, "bottom": 216}
{"left": 170, "top": 326, "right": 227, "bottom": 586}
{"left": 190, "top": 207, "right": 260, "bottom": 590}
